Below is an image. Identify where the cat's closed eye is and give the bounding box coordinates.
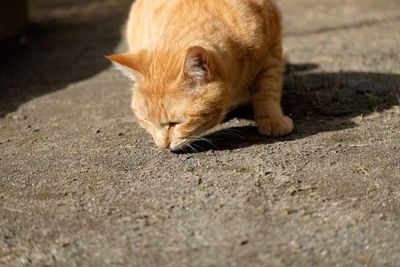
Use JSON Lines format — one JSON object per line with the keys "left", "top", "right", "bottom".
{"left": 168, "top": 122, "right": 179, "bottom": 128}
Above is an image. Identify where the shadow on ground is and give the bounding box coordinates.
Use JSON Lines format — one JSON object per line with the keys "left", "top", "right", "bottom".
{"left": 182, "top": 64, "right": 400, "bottom": 153}
{"left": 0, "top": 0, "right": 130, "bottom": 117}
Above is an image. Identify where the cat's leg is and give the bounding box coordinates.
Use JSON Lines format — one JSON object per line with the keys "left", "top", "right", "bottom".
{"left": 252, "top": 43, "right": 293, "bottom": 136}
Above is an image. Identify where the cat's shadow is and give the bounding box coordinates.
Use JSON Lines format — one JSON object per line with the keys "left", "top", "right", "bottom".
{"left": 176, "top": 63, "right": 400, "bottom": 153}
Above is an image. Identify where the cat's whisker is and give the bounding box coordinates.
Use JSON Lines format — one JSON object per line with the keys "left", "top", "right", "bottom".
{"left": 223, "top": 107, "right": 235, "bottom": 116}
{"left": 192, "top": 136, "right": 217, "bottom": 148}
{"left": 226, "top": 128, "right": 241, "bottom": 133}
{"left": 219, "top": 129, "right": 244, "bottom": 139}
{"left": 187, "top": 143, "right": 198, "bottom": 153}
{"left": 191, "top": 143, "right": 205, "bottom": 152}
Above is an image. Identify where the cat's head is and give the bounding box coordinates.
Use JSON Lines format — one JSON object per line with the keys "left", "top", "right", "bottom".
{"left": 106, "top": 46, "right": 229, "bottom": 151}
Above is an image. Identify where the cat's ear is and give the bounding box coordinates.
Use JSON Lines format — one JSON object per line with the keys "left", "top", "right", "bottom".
{"left": 105, "top": 51, "right": 148, "bottom": 81}
{"left": 183, "top": 46, "right": 211, "bottom": 83}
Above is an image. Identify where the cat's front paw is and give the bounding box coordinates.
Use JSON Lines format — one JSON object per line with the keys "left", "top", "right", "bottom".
{"left": 256, "top": 116, "right": 293, "bottom": 136}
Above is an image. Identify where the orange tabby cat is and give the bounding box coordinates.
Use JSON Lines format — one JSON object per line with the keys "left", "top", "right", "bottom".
{"left": 106, "top": 0, "right": 293, "bottom": 150}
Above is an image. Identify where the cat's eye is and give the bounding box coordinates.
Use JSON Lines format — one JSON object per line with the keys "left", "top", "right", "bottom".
{"left": 169, "top": 121, "right": 180, "bottom": 128}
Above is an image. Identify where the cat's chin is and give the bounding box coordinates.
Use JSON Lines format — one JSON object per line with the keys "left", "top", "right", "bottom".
{"left": 169, "top": 139, "right": 191, "bottom": 152}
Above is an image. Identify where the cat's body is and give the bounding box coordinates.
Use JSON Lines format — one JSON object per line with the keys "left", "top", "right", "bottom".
{"left": 107, "top": 0, "right": 293, "bottom": 150}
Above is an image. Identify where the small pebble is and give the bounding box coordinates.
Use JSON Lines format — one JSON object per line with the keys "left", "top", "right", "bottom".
{"left": 12, "top": 114, "right": 27, "bottom": 121}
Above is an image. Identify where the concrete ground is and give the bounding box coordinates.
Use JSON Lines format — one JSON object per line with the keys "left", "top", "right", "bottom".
{"left": 1, "top": 0, "right": 399, "bottom": 266}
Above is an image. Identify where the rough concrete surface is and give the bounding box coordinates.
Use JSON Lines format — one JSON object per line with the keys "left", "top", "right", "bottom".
{"left": 1, "top": 0, "right": 399, "bottom": 266}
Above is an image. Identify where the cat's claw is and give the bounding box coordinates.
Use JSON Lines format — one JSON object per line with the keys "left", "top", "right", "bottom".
{"left": 256, "top": 116, "right": 293, "bottom": 136}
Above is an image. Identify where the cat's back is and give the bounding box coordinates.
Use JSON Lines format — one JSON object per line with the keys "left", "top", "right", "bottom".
{"left": 127, "top": 0, "right": 280, "bottom": 53}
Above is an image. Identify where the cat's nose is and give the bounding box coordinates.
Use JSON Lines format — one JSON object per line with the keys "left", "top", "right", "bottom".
{"left": 155, "top": 139, "right": 170, "bottom": 149}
